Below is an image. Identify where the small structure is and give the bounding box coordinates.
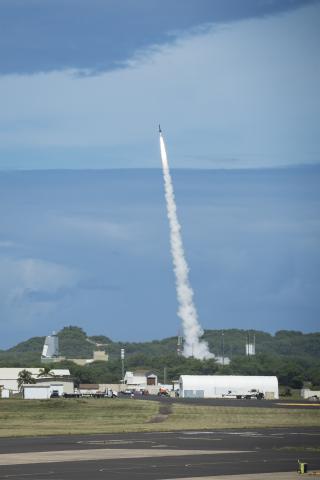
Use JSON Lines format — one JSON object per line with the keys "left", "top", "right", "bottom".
{"left": 70, "top": 351, "right": 109, "bottom": 366}
{"left": 93, "top": 350, "right": 108, "bottom": 362}
{"left": 41, "top": 332, "right": 66, "bottom": 363}
{"left": 23, "top": 384, "right": 51, "bottom": 399}
{"left": 179, "top": 375, "right": 279, "bottom": 399}
{"left": 79, "top": 384, "right": 100, "bottom": 395}
{"left": 123, "top": 371, "right": 158, "bottom": 389}
{"left": 0, "top": 386, "right": 10, "bottom": 398}
{"left": 245, "top": 333, "right": 256, "bottom": 356}
{"left": 35, "top": 379, "right": 72, "bottom": 395}
{"left": 214, "top": 356, "right": 230, "bottom": 366}
{"left": 301, "top": 388, "right": 320, "bottom": 400}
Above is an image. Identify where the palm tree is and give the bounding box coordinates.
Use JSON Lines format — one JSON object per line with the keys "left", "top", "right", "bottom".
{"left": 37, "top": 366, "right": 54, "bottom": 378}
{"left": 17, "top": 370, "right": 36, "bottom": 390}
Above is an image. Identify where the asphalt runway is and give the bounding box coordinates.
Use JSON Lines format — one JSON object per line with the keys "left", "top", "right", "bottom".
{"left": 0, "top": 427, "right": 319, "bottom": 479}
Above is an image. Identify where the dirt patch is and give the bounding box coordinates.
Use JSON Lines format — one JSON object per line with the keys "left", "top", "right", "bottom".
{"left": 159, "top": 404, "right": 172, "bottom": 415}
{"left": 148, "top": 414, "right": 169, "bottom": 423}
{"left": 149, "top": 403, "right": 172, "bottom": 423}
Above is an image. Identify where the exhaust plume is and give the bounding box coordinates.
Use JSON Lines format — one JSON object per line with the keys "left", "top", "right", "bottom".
{"left": 159, "top": 131, "right": 213, "bottom": 360}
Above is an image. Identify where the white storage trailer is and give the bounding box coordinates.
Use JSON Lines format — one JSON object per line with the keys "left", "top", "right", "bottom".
{"left": 179, "top": 375, "right": 279, "bottom": 399}
{"left": 23, "top": 385, "right": 51, "bottom": 399}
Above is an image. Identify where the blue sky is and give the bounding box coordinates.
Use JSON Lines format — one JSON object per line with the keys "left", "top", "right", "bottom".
{"left": 0, "top": 0, "right": 319, "bottom": 169}
{"left": 0, "top": 1, "right": 319, "bottom": 348}
{"left": 1, "top": 167, "right": 319, "bottom": 348}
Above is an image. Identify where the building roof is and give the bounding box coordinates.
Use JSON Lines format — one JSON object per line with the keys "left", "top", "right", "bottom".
{"left": 49, "top": 369, "right": 71, "bottom": 377}
{"left": 126, "top": 370, "right": 157, "bottom": 377}
{"left": 0, "top": 368, "right": 70, "bottom": 379}
{"left": 179, "top": 375, "right": 278, "bottom": 389}
{"left": 23, "top": 384, "right": 50, "bottom": 389}
{"left": 79, "top": 384, "right": 99, "bottom": 389}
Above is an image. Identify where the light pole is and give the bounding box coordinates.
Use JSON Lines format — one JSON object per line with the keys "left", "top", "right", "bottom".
{"left": 120, "top": 348, "right": 125, "bottom": 387}
{"left": 163, "top": 366, "right": 167, "bottom": 385}
{"left": 221, "top": 331, "right": 225, "bottom": 366}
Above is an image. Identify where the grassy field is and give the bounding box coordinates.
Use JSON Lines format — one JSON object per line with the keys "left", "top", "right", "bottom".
{"left": 0, "top": 398, "right": 158, "bottom": 437}
{"left": 164, "top": 403, "right": 320, "bottom": 430}
{"left": 0, "top": 398, "right": 320, "bottom": 437}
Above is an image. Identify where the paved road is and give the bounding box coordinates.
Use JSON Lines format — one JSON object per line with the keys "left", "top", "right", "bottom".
{"left": 0, "top": 427, "right": 319, "bottom": 479}
{"left": 137, "top": 394, "right": 320, "bottom": 409}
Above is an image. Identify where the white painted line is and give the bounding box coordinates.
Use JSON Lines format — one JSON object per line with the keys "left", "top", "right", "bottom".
{"left": 0, "top": 448, "right": 251, "bottom": 466}
{"left": 163, "top": 471, "right": 298, "bottom": 480}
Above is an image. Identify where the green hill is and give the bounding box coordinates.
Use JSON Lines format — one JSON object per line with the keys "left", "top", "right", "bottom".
{"left": 2, "top": 326, "right": 320, "bottom": 362}
{"left": 1, "top": 327, "right": 319, "bottom": 389}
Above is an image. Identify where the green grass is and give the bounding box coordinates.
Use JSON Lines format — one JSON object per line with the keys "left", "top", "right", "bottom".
{"left": 1, "top": 398, "right": 320, "bottom": 437}
{"left": 162, "top": 403, "right": 320, "bottom": 430}
{"left": 0, "top": 398, "right": 158, "bottom": 437}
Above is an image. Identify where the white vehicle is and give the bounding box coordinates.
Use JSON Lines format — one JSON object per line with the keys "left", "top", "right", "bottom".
{"left": 222, "top": 389, "right": 264, "bottom": 400}
{"left": 104, "top": 389, "right": 118, "bottom": 398}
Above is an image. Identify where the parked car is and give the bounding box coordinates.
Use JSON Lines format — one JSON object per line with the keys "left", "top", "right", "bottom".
{"left": 50, "top": 390, "right": 60, "bottom": 398}
{"left": 120, "top": 389, "right": 134, "bottom": 396}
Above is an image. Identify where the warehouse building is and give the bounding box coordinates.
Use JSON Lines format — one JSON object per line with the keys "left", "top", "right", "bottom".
{"left": 179, "top": 375, "right": 279, "bottom": 399}
{"left": 0, "top": 368, "right": 71, "bottom": 394}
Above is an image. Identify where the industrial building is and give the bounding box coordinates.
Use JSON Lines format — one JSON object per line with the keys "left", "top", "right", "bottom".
{"left": 179, "top": 375, "right": 279, "bottom": 399}
{"left": 123, "top": 371, "right": 158, "bottom": 391}
{"left": 0, "top": 368, "right": 71, "bottom": 395}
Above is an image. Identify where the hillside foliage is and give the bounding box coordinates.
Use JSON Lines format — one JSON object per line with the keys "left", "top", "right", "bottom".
{"left": 0, "top": 326, "right": 319, "bottom": 388}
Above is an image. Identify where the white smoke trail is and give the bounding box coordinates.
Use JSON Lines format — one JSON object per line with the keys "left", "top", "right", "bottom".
{"left": 159, "top": 132, "right": 213, "bottom": 360}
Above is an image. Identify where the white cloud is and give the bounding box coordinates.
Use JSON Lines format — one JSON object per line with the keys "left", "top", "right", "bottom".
{"left": 0, "top": 256, "right": 81, "bottom": 344}
{"left": 0, "top": 3, "right": 319, "bottom": 168}
{"left": 0, "top": 256, "right": 78, "bottom": 308}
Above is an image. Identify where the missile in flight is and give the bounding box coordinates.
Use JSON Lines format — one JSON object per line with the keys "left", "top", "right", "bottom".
{"left": 159, "top": 124, "right": 162, "bottom": 133}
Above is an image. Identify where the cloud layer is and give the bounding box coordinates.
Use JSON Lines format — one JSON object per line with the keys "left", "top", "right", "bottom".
{"left": 0, "top": 0, "right": 315, "bottom": 74}
{"left": 0, "top": 2, "right": 319, "bottom": 169}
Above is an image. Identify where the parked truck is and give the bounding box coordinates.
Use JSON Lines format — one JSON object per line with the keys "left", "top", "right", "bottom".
{"left": 222, "top": 389, "right": 264, "bottom": 400}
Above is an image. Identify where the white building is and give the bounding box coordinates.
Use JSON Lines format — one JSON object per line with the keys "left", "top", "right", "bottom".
{"left": 35, "top": 381, "right": 70, "bottom": 396}
{"left": 123, "top": 371, "right": 158, "bottom": 389}
{"left": 179, "top": 375, "right": 279, "bottom": 399}
{"left": 301, "top": 388, "right": 320, "bottom": 400}
{"left": 0, "top": 368, "right": 71, "bottom": 393}
{"left": 0, "top": 387, "right": 10, "bottom": 398}
{"left": 41, "top": 332, "right": 59, "bottom": 360}
{"left": 23, "top": 385, "right": 51, "bottom": 399}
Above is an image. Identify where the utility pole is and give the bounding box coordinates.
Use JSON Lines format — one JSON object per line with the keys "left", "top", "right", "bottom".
{"left": 163, "top": 366, "right": 167, "bottom": 385}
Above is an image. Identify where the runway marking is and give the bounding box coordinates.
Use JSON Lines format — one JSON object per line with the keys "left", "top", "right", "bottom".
{"left": 0, "top": 448, "right": 251, "bottom": 466}
{"left": 76, "top": 439, "right": 154, "bottom": 445}
{"left": 163, "top": 472, "right": 298, "bottom": 480}
{"left": 177, "top": 437, "right": 222, "bottom": 441}
{"left": 101, "top": 457, "right": 318, "bottom": 478}
{"left": 276, "top": 403, "right": 320, "bottom": 407}
{"left": 0, "top": 473, "right": 55, "bottom": 478}
{"left": 182, "top": 431, "right": 216, "bottom": 435}
{"left": 223, "top": 431, "right": 269, "bottom": 437}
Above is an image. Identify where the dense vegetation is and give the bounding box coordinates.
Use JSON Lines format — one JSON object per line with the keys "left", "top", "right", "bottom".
{"left": 1, "top": 326, "right": 319, "bottom": 389}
